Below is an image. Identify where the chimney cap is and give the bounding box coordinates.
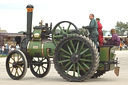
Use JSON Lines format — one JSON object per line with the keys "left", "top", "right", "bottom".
{"left": 26, "top": 4, "right": 34, "bottom": 8}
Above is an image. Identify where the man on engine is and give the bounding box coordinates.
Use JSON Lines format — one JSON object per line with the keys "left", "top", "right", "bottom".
{"left": 86, "top": 14, "right": 99, "bottom": 47}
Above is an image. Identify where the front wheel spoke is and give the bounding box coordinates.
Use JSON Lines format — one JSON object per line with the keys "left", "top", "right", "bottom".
{"left": 42, "top": 66, "right": 45, "bottom": 72}
{"left": 33, "top": 65, "right": 36, "bottom": 69}
{"left": 16, "top": 68, "right": 19, "bottom": 76}
{"left": 77, "top": 63, "right": 86, "bottom": 73}
{"left": 17, "top": 56, "right": 22, "bottom": 62}
{"left": 80, "top": 59, "right": 92, "bottom": 62}
{"left": 42, "top": 66, "right": 47, "bottom": 69}
{"left": 18, "top": 66, "right": 23, "bottom": 73}
{"left": 10, "top": 68, "right": 14, "bottom": 74}
{"left": 9, "top": 62, "right": 13, "bottom": 64}
{"left": 80, "top": 48, "right": 89, "bottom": 55}
{"left": 11, "top": 57, "right": 15, "bottom": 62}
{"left": 75, "top": 42, "right": 79, "bottom": 53}
{"left": 61, "top": 55, "right": 70, "bottom": 58}
{"left": 60, "top": 48, "right": 71, "bottom": 55}
{"left": 66, "top": 64, "right": 74, "bottom": 74}
{"left": 67, "top": 45, "right": 73, "bottom": 55}
{"left": 58, "top": 59, "right": 70, "bottom": 63}
{"left": 38, "top": 66, "right": 41, "bottom": 74}
{"left": 36, "top": 67, "right": 39, "bottom": 73}
{"left": 81, "top": 62, "right": 90, "bottom": 69}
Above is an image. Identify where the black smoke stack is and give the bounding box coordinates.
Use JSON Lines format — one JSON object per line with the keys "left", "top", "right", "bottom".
{"left": 26, "top": 4, "right": 34, "bottom": 41}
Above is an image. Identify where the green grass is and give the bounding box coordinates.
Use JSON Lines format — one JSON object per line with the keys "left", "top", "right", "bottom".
{"left": 0, "top": 55, "right": 7, "bottom": 58}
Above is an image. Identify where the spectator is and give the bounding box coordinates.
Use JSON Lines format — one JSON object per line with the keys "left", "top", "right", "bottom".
{"left": 2, "top": 45, "right": 5, "bottom": 55}
{"left": 16, "top": 44, "right": 20, "bottom": 50}
{"left": 120, "top": 42, "right": 123, "bottom": 51}
{"left": 0, "top": 46, "right": 2, "bottom": 55}
{"left": 105, "top": 29, "right": 120, "bottom": 46}
{"left": 9, "top": 44, "right": 12, "bottom": 52}
{"left": 11, "top": 46, "right": 15, "bottom": 51}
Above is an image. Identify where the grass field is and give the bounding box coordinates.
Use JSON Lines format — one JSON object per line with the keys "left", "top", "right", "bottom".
{"left": 0, "top": 55, "right": 7, "bottom": 58}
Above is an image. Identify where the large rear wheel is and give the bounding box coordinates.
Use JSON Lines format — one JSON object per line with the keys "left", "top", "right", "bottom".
{"left": 53, "top": 35, "right": 99, "bottom": 82}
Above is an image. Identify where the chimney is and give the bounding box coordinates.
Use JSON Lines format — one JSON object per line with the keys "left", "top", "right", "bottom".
{"left": 26, "top": 4, "right": 34, "bottom": 41}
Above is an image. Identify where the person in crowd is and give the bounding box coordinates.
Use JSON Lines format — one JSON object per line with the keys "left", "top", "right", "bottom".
{"left": 123, "top": 43, "right": 127, "bottom": 49}
{"left": 106, "top": 29, "right": 120, "bottom": 46}
{"left": 9, "top": 44, "right": 12, "bottom": 52}
{"left": 96, "top": 18, "right": 103, "bottom": 46}
{"left": 5, "top": 44, "right": 9, "bottom": 55}
{"left": 0, "top": 46, "right": 2, "bottom": 55}
{"left": 16, "top": 44, "right": 20, "bottom": 50}
{"left": 120, "top": 42, "right": 123, "bottom": 51}
{"left": 86, "top": 14, "right": 99, "bottom": 47}
{"left": 2, "top": 45, "right": 5, "bottom": 55}
{"left": 11, "top": 46, "right": 15, "bottom": 51}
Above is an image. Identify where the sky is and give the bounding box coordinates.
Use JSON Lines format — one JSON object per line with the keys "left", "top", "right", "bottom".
{"left": 0, "top": 0, "right": 128, "bottom": 33}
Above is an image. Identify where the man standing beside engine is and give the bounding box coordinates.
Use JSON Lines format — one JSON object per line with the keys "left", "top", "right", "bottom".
{"left": 96, "top": 18, "right": 103, "bottom": 46}
{"left": 86, "top": 14, "right": 99, "bottom": 47}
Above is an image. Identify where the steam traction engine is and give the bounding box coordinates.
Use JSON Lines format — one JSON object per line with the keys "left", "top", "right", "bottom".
{"left": 6, "top": 5, "right": 119, "bottom": 82}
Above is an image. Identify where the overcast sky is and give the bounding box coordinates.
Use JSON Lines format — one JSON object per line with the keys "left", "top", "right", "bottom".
{"left": 0, "top": 0, "right": 127, "bottom": 33}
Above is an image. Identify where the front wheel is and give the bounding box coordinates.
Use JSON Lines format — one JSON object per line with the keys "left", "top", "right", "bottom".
{"left": 6, "top": 50, "right": 28, "bottom": 80}
{"left": 30, "top": 57, "right": 51, "bottom": 78}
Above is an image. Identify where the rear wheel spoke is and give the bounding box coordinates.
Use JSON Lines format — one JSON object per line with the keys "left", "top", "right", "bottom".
{"left": 81, "top": 62, "right": 90, "bottom": 69}
{"left": 67, "top": 45, "right": 73, "bottom": 55}
{"left": 75, "top": 42, "right": 79, "bottom": 53}
{"left": 70, "top": 40, "right": 75, "bottom": 52}
{"left": 60, "top": 48, "right": 71, "bottom": 55}
{"left": 73, "top": 64, "right": 75, "bottom": 77}
{"left": 79, "top": 42, "right": 85, "bottom": 52}
{"left": 59, "top": 59, "right": 70, "bottom": 63}
{"left": 77, "top": 65, "right": 80, "bottom": 77}
{"left": 61, "top": 55, "right": 70, "bottom": 58}
{"left": 65, "top": 61, "right": 71, "bottom": 68}
{"left": 80, "top": 48, "right": 89, "bottom": 55}
{"left": 80, "top": 59, "right": 92, "bottom": 62}
{"left": 83, "top": 53, "right": 92, "bottom": 57}
{"left": 77, "top": 63, "right": 86, "bottom": 73}
{"left": 66, "top": 64, "right": 74, "bottom": 74}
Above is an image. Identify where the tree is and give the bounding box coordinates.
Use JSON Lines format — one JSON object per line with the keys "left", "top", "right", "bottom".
{"left": 115, "top": 21, "right": 128, "bottom": 36}
{"left": 102, "top": 30, "right": 108, "bottom": 36}
{"left": 18, "top": 31, "right": 26, "bottom": 33}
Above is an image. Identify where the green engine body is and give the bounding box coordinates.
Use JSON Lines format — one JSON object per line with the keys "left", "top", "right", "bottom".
{"left": 27, "top": 26, "right": 55, "bottom": 58}
{"left": 27, "top": 40, "right": 55, "bottom": 58}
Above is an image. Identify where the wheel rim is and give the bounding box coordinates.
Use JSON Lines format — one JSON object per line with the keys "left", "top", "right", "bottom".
{"left": 52, "top": 21, "right": 78, "bottom": 45}
{"left": 6, "top": 51, "right": 27, "bottom": 79}
{"left": 30, "top": 57, "right": 50, "bottom": 77}
{"left": 56, "top": 38, "right": 94, "bottom": 78}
